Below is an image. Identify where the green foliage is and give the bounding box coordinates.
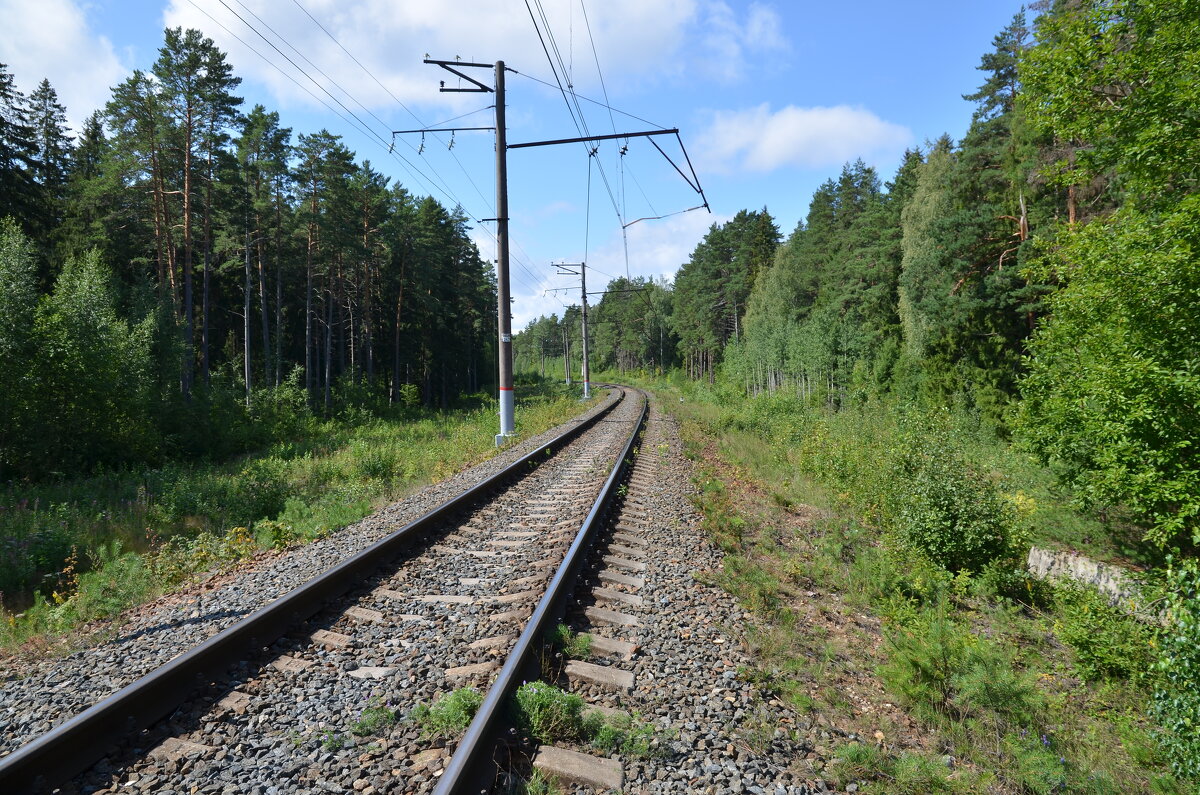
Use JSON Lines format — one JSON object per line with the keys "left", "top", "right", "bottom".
{"left": 1022, "top": 0, "right": 1200, "bottom": 201}
{"left": 70, "top": 542, "right": 157, "bottom": 622}
{"left": 673, "top": 209, "right": 781, "bottom": 379}
{"left": 350, "top": 701, "right": 398, "bottom": 737}
{"left": 1151, "top": 558, "right": 1200, "bottom": 779}
{"left": 888, "top": 421, "right": 1026, "bottom": 574}
{"left": 889, "top": 752, "right": 959, "bottom": 794}
{"left": 667, "top": 384, "right": 1187, "bottom": 794}
{"left": 0, "top": 219, "right": 39, "bottom": 475}
{"left": 588, "top": 710, "right": 658, "bottom": 758}
{"left": 319, "top": 731, "right": 346, "bottom": 751}
{"left": 516, "top": 770, "right": 560, "bottom": 795}
{"left": 1053, "top": 583, "right": 1153, "bottom": 683}
{"left": 880, "top": 607, "right": 972, "bottom": 721}
{"left": 1002, "top": 731, "right": 1071, "bottom": 794}
{"left": 513, "top": 682, "right": 587, "bottom": 743}
{"left": 510, "top": 682, "right": 660, "bottom": 756}
{"left": 410, "top": 687, "right": 483, "bottom": 740}
{"left": 717, "top": 555, "right": 781, "bottom": 615}
{"left": 1019, "top": 195, "right": 1200, "bottom": 548}
{"left": 795, "top": 403, "right": 1026, "bottom": 575}
{"left": 830, "top": 744, "right": 961, "bottom": 794}
{"left": 880, "top": 606, "right": 1041, "bottom": 726}
{"left": 548, "top": 623, "right": 592, "bottom": 660}
{"left": 585, "top": 276, "right": 677, "bottom": 375}
{"left": 1, "top": 385, "right": 588, "bottom": 648}
{"left": 829, "top": 742, "right": 888, "bottom": 786}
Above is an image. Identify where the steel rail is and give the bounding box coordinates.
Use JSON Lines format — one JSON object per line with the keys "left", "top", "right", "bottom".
{"left": 0, "top": 390, "right": 625, "bottom": 792}
{"left": 434, "top": 387, "right": 648, "bottom": 794}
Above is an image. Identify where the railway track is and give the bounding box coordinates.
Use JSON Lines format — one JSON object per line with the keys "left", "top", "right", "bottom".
{"left": 3, "top": 388, "right": 822, "bottom": 793}
{"left": 0, "top": 387, "right": 639, "bottom": 790}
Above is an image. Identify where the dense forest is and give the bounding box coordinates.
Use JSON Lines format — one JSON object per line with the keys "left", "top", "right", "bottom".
{"left": 515, "top": 4, "right": 1200, "bottom": 786}
{"left": 3, "top": 1, "right": 1200, "bottom": 787}
{"left": 0, "top": 27, "right": 497, "bottom": 482}
{"left": 521, "top": 0, "right": 1200, "bottom": 553}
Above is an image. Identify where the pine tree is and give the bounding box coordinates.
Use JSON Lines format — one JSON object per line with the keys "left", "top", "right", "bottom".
{"left": 237, "top": 105, "right": 292, "bottom": 391}
{"left": 0, "top": 63, "right": 38, "bottom": 233}
{"left": 27, "top": 78, "right": 73, "bottom": 246}
{"left": 153, "top": 27, "right": 243, "bottom": 395}
{"left": 673, "top": 209, "right": 780, "bottom": 380}
{"left": 0, "top": 220, "right": 40, "bottom": 476}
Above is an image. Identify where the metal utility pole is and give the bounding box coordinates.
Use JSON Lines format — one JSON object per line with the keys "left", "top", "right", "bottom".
{"left": 494, "top": 62, "right": 514, "bottom": 443}
{"left": 562, "top": 326, "right": 570, "bottom": 386}
{"left": 416, "top": 59, "right": 514, "bottom": 444}
{"left": 556, "top": 262, "right": 591, "bottom": 399}
{"left": 407, "top": 60, "right": 710, "bottom": 437}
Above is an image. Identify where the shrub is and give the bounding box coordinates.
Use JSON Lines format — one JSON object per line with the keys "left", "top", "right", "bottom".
{"left": 70, "top": 542, "right": 156, "bottom": 622}
{"left": 514, "top": 682, "right": 587, "bottom": 743}
{"left": 1151, "top": 557, "right": 1200, "bottom": 779}
{"left": 1054, "top": 583, "right": 1153, "bottom": 683}
{"left": 1002, "top": 732, "right": 1070, "bottom": 794}
{"left": 887, "top": 428, "right": 1025, "bottom": 573}
{"left": 351, "top": 702, "right": 398, "bottom": 736}
{"left": 879, "top": 607, "right": 970, "bottom": 721}
{"left": 880, "top": 605, "right": 1041, "bottom": 727}
{"left": 410, "top": 688, "right": 483, "bottom": 740}
{"left": 891, "top": 751, "right": 957, "bottom": 794}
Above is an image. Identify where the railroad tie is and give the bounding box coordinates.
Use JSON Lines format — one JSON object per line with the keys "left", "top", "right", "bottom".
{"left": 533, "top": 745, "right": 624, "bottom": 790}
{"left": 564, "top": 659, "right": 634, "bottom": 692}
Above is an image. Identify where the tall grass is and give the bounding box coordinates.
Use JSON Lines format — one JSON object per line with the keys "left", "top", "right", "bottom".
{"left": 659, "top": 378, "right": 1188, "bottom": 794}
{"left": 1, "top": 383, "right": 596, "bottom": 649}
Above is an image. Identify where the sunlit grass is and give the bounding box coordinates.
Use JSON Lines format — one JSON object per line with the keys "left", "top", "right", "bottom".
{"left": 0, "top": 383, "right": 599, "bottom": 651}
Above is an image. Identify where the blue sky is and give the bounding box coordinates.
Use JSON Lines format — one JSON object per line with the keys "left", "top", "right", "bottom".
{"left": 0, "top": 0, "right": 1024, "bottom": 327}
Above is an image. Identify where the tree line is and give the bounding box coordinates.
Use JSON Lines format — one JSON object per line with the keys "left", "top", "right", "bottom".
{"left": 518, "top": 0, "right": 1200, "bottom": 550}
{"left": 0, "top": 28, "right": 497, "bottom": 480}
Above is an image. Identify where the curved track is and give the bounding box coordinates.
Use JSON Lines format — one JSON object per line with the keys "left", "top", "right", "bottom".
{"left": 0, "top": 388, "right": 645, "bottom": 793}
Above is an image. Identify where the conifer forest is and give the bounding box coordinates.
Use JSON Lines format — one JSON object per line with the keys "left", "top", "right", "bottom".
{"left": 3, "top": 1, "right": 1200, "bottom": 790}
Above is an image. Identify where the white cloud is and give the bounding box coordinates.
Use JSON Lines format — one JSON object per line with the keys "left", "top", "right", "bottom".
{"left": 159, "top": 1, "right": 789, "bottom": 115}
{"left": 699, "top": 103, "right": 912, "bottom": 173}
{"left": 697, "top": 1, "right": 787, "bottom": 82}
{"left": 511, "top": 207, "right": 721, "bottom": 328}
{"left": 0, "top": 0, "right": 127, "bottom": 130}
{"left": 162, "top": 0, "right": 709, "bottom": 115}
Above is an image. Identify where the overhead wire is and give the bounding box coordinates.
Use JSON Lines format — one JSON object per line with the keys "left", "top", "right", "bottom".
{"left": 197, "top": 0, "right": 546, "bottom": 294}
{"left": 512, "top": 71, "right": 667, "bottom": 130}
{"left": 525, "top": 0, "right": 624, "bottom": 226}
{"left": 520, "top": 1, "right": 707, "bottom": 280}
{"left": 577, "top": 0, "right": 632, "bottom": 276}
{"left": 287, "top": 0, "right": 494, "bottom": 213}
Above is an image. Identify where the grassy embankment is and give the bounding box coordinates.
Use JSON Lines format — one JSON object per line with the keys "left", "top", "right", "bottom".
{"left": 0, "top": 382, "right": 597, "bottom": 653}
{"left": 639, "top": 373, "right": 1185, "bottom": 794}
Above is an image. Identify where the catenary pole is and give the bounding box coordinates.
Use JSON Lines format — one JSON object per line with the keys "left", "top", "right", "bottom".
{"left": 563, "top": 326, "right": 570, "bottom": 385}
{"left": 580, "top": 261, "right": 590, "bottom": 399}
{"left": 412, "top": 58, "right": 710, "bottom": 440}
{"left": 494, "top": 60, "right": 515, "bottom": 443}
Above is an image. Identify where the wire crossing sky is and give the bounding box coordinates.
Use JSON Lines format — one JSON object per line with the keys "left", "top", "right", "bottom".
{"left": 0, "top": 0, "right": 1024, "bottom": 327}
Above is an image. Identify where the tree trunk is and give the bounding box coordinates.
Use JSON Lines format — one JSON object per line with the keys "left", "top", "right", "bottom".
{"left": 244, "top": 223, "right": 253, "bottom": 405}
{"left": 391, "top": 259, "right": 406, "bottom": 403}
{"left": 182, "top": 101, "right": 195, "bottom": 400}
{"left": 324, "top": 285, "right": 333, "bottom": 411}
{"left": 305, "top": 238, "right": 313, "bottom": 402}
{"left": 255, "top": 209, "right": 271, "bottom": 388}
